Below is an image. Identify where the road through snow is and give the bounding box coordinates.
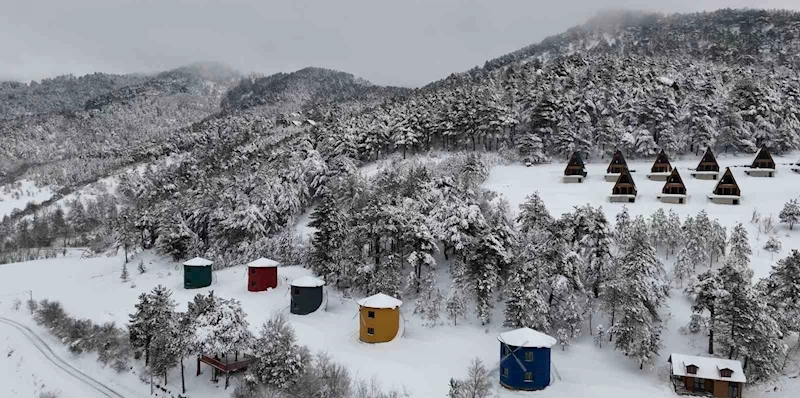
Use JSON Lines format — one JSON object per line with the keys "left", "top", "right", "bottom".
{"left": 0, "top": 317, "right": 129, "bottom": 398}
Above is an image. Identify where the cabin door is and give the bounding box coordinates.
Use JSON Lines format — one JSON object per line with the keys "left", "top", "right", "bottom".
{"left": 728, "top": 383, "right": 739, "bottom": 398}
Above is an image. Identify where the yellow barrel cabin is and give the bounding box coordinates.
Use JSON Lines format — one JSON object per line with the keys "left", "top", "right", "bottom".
{"left": 357, "top": 293, "right": 403, "bottom": 344}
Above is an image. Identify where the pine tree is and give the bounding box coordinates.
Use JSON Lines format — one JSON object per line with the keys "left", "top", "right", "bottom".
{"left": 517, "top": 192, "right": 553, "bottom": 234}
{"left": 450, "top": 358, "right": 493, "bottom": 398}
{"left": 120, "top": 263, "right": 129, "bottom": 282}
{"left": 129, "top": 293, "right": 154, "bottom": 364}
{"left": 648, "top": 208, "right": 668, "bottom": 250}
{"left": 710, "top": 220, "right": 727, "bottom": 264}
{"left": 686, "top": 270, "right": 723, "bottom": 354}
{"left": 247, "top": 313, "right": 309, "bottom": 389}
{"left": 137, "top": 259, "right": 147, "bottom": 274}
{"left": 594, "top": 324, "right": 605, "bottom": 348}
{"left": 414, "top": 270, "right": 444, "bottom": 326}
{"left": 445, "top": 288, "right": 467, "bottom": 326}
{"left": 727, "top": 223, "right": 752, "bottom": 278}
{"left": 779, "top": 199, "right": 800, "bottom": 230}
{"left": 614, "top": 206, "right": 633, "bottom": 249}
{"left": 503, "top": 234, "right": 549, "bottom": 330}
{"left": 309, "top": 194, "right": 347, "bottom": 285}
{"left": 763, "top": 250, "right": 800, "bottom": 334}
{"left": 192, "top": 296, "right": 252, "bottom": 358}
{"left": 664, "top": 210, "right": 683, "bottom": 260}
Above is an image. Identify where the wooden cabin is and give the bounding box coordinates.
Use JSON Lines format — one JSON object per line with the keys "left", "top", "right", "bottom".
{"left": 605, "top": 150, "right": 629, "bottom": 181}
{"left": 708, "top": 168, "right": 741, "bottom": 205}
{"left": 648, "top": 149, "right": 674, "bottom": 181}
{"left": 745, "top": 145, "right": 776, "bottom": 177}
{"left": 498, "top": 328, "right": 556, "bottom": 391}
{"left": 668, "top": 354, "right": 745, "bottom": 398}
{"left": 563, "top": 152, "right": 588, "bottom": 183}
{"left": 691, "top": 148, "right": 720, "bottom": 180}
{"left": 609, "top": 168, "right": 637, "bottom": 203}
{"left": 657, "top": 169, "right": 687, "bottom": 204}
{"left": 357, "top": 293, "right": 403, "bottom": 343}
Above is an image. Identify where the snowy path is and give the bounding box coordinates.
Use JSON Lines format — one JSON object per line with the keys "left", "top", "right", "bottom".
{"left": 0, "top": 317, "right": 130, "bottom": 398}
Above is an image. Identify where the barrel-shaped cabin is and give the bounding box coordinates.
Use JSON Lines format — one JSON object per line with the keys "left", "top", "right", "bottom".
{"left": 691, "top": 148, "right": 720, "bottom": 180}
{"left": 290, "top": 276, "right": 325, "bottom": 315}
{"left": 609, "top": 168, "right": 637, "bottom": 203}
{"left": 648, "top": 149, "right": 673, "bottom": 181}
{"left": 498, "top": 328, "right": 556, "bottom": 391}
{"left": 183, "top": 257, "right": 213, "bottom": 289}
{"left": 357, "top": 293, "right": 403, "bottom": 343}
{"left": 708, "top": 168, "right": 741, "bottom": 205}
{"left": 745, "top": 145, "right": 776, "bottom": 177}
{"left": 605, "top": 150, "right": 629, "bottom": 181}
{"left": 247, "top": 258, "right": 279, "bottom": 292}
{"left": 657, "top": 169, "right": 687, "bottom": 204}
{"left": 563, "top": 152, "right": 587, "bottom": 183}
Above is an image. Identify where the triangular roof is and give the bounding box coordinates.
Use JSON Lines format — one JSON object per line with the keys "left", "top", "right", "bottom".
{"left": 567, "top": 152, "right": 585, "bottom": 168}
{"left": 713, "top": 168, "right": 740, "bottom": 192}
{"left": 247, "top": 257, "right": 279, "bottom": 268}
{"left": 614, "top": 167, "right": 636, "bottom": 188}
{"left": 699, "top": 147, "right": 719, "bottom": 166}
{"left": 357, "top": 293, "right": 403, "bottom": 309}
{"left": 498, "top": 328, "right": 557, "bottom": 348}
{"left": 664, "top": 168, "right": 686, "bottom": 186}
{"left": 751, "top": 145, "right": 776, "bottom": 167}
{"left": 609, "top": 150, "right": 627, "bottom": 166}
{"left": 652, "top": 149, "right": 672, "bottom": 170}
{"left": 290, "top": 276, "right": 325, "bottom": 288}
{"left": 183, "top": 257, "right": 213, "bottom": 267}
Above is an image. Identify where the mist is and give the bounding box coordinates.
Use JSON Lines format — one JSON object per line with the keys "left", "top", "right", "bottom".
{"left": 2, "top": 0, "right": 799, "bottom": 87}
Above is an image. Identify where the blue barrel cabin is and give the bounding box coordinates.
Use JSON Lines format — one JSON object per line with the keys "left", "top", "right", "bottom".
{"left": 498, "top": 327, "right": 557, "bottom": 391}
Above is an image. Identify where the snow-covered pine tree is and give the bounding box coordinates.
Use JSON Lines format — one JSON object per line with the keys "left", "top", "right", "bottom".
{"left": 450, "top": 358, "right": 493, "bottom": 398}
{"left": 648, "top": 208, "right": 668, "bottom": 250}
{"left": 613, "top": 216, "right": 667, "bottom": 368}
{"left": 445, "top": 287, "right": 467, "bottom": 326}
{"left": 594, "top": 324, "right": 605, "bottom": 348}
{"left": 580, "top": 206, "right": 613, "bottom": 299}
{"left": 129, "top": 292, "right": 154, "bottom": 364}
{"left": 308, "top": 194, "right": 347, "bottom": 285}
{"left": 414, "top": 269, "right": 444, "bottom": 326}
{"left": 686, "top": 270, "right": 723, "bottom": 354}
{"left": 192, "top": 296, "right": 252, "bottom": 359}
{"left": 137, "top": 259, "right": 146, "bottom": 274}
{"left": 517, "top": 192, "right": 553, "bottom": 234}
{"left": 684, "top": 214, "right": 712, "bottom": 269}
{"left": 727, "top": 223, "right": 753, "bottom": 278}
{"left": 664, "top": 210, "right": 683, "bottom": 260}
{"left": 779, "top": 199, "right": 800, "bottom": 230}
{"left": 120, "top": 263, "right": 129, "bottom": 282}
{"left": 246, "top": 313, "right": 310, "bottom": 389}
{"left": 503, "top": 231, "right": 549, "bottom": 330}
{"left": 710, "top": 220, "right": 727, "bottom": 264}
{"left": 672, "top": 248, "right": 695, "bottom": 288}
{"left": 557, "top": 328, "right": 571, "bottom": 351}
{"left": 764, "top": 236, "right": 782, "bottom": 259}
{"left": 614, "top": 206, "right": 632, "bottom": 249}
{"left": 763, "top": 250, "right": 800, "bottom": 334}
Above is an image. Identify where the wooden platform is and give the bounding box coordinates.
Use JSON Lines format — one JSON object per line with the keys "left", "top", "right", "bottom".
{"left": 197, "top": 354, "right": 255, "bottom": 389}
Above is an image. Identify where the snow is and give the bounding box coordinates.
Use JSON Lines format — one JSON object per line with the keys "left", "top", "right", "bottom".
{"left": 669, "top": 353, "right": 746, "bottom": 383}
{"left": 290, "top": 276, "right": 325, "bottom": 288}
{"left": 0, "top": 179, "right": 54, "bottom": 218}
{"left": 183, "top": 257, "right": 213, "bottom": 266}
{"left": 498, "top": 327, "right": 557, "bottom": 348}
{"left": 247, "top": 257, "right": 279, "bottom": 268}
{"left": 356, "top": 293, "right": 403, "bottom": 309}
{"left": 657, "top": 76, "right": 675, "bottom": 86}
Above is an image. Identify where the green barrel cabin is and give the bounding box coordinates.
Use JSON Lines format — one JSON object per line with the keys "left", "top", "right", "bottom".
{"left": 183, "top": 257, "right": 213, "bottom": 289}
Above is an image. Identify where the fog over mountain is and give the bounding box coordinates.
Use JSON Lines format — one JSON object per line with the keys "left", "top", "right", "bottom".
{"left": 3, "top": 0, "right": 800, "bottom": 86}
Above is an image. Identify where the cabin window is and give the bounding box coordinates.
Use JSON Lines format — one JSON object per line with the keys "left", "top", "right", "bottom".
{"left": 720, "top": 369, "right": 733, "bottom": 378}
{"left": 686, "top": 365, "right": 698, "bottom": 375}
{"left": 693, "top": 378, "right": 705, "bottom": 391}
{"left": 524, "top": 372, "right": 533, "bottom": 382}
{"left": 525, "top": 352, "right": 535, "bottom": 362}
{"left": 368, "top": 311, "right": 375, "bottom": 318}
{"left": 367, "top": 328, "right": 375, "bottom": 335}
{"left": 502, "top": 367, "right": 508, "bottom": 377}
{"left": 293, "top": 287, "right": 299, "bottom": 295}
{"left": 503, "top": 346, "right": 510, "bottom": 356}
{"left": 250, "top": 282, "right": 256, "bottom": 287}
{"left": 250, "top": 268, "right": 256, "bottom": 275}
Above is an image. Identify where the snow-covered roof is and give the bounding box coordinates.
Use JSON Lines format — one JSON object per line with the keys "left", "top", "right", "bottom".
{"left": 357, "top": 293, "right": 403, "bottom": 309}
{"left": 497, "top": 328, "right": 557, "bottom": 349}
{"left": 670, "top": 354, "right": 746, "bottom": 383}
{"left": 291, "top": 120, "right": 303, "bottom": 126}
{"left": 247, "top": 258, "right": 279, "bottom": 268}
{"left": 290, "top": 276, "right": 325, "bottom": 288}
{"left": 183, "top": 257, "right": 213, "bottom": 267}
{"left": 657, "top": 76, "right": 675, "bottom": 86}
{"left": 306, "top": 119, "right": 317, "bottom": 126}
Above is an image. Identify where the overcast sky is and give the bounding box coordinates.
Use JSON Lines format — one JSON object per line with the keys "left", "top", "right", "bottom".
{"left": 2, "top": 0, "right": 799, "bottom": 87}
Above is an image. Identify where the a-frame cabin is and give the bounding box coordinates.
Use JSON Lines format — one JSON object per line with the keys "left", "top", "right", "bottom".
{"left": 691, "top": 148, "right": 720, "bottom": 180}
{"left": 609, "top": 168, "right": 637, "bottom": 203}
{"left": 745, "top": 145, "right": 777, "bottom": 177}
{"left": 605, "top": 150, "right": 629, "bottom": 181}
{"left": 708, "top": 168, "right": 741, "bottom": 205}
{"left": 657, "top": 169, "right": 687, "bottom": 204}
{"left": 563, "top": 152, "right": 588, "bottom": 183}
{"left": 648, "top": 149, "right": 674, "bottom": 181}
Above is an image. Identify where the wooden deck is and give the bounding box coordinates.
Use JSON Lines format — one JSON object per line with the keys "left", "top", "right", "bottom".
{"left": 196, "top": 353, "right": 255, "bottom": 389}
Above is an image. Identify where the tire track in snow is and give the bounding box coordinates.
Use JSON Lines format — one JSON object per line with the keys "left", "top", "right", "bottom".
{"left": 0, "top": 317, "right": 128, "bottom": 398}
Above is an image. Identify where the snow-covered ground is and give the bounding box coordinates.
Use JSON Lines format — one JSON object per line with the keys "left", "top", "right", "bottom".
{"left": 1, "top": 152, "right": 799, "bottom": 398}
{"left": 0, "top": 179, "right": 54, "bottom": 218}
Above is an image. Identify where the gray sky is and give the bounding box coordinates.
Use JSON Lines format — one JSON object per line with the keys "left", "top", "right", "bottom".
{"left": 1, "top": 0, "right": 799, "bottom": 87}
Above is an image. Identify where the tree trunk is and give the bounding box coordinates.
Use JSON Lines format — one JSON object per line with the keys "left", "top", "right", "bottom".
{"left": 708, "top": 308, "right": 715, "bottom": 355}
{"left": 196, "top": 356, "right": 201, "bottom": 376}
{"left": 181, "top": 357, "right": 186, "bottom": 393}
{"left": 609, "top": 306, "right": 616, "bottom": 342}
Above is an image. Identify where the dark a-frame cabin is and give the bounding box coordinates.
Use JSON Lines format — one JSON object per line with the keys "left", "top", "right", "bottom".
{"left": 658, "top": 169, "right": 687, "bottom": 204}
{"left": 648, "top": 149, "right": 673, "bottom": 180}
{"left": 746, "top": 145, "right": 777, "bottom": 177}
{"left": 610, "top": 168, "right": 637, "bottom": 203}
{"left": 605, "top": 150, "right": 629, "bottom": 181}
{"left": 563, "top": 152, "right": 588, "bottom": 183}
{"left": 708, "top": 168, "right": 741, "bottom": 205}
{"left": 691, "top": 148, "right": 721, "bottom": 180}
